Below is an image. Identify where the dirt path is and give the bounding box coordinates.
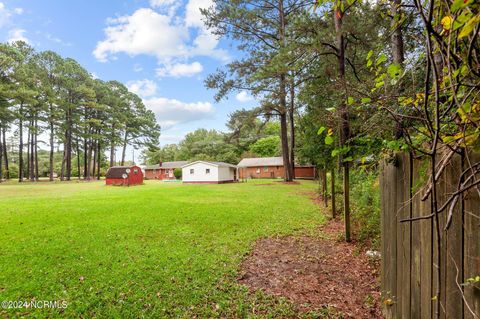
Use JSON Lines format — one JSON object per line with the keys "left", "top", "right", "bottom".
{"left": 238, "top": 219, "right": 382, "bottom": 318}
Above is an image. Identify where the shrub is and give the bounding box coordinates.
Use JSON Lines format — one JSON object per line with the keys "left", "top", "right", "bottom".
{"left": 174, "top": 168, "right": 182, "bottom": 180}
{"left": 350, "top": 169, "right": 380, "bottom": 248}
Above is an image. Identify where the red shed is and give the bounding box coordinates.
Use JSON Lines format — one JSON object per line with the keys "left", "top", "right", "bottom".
{"left": 105, "top": 166, "right": 143, "bottom": 186}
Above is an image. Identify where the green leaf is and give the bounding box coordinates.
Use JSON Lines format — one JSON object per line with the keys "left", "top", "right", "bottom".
{"left": 366, "top": 50, "right": 373, "bottom": 60}
{"left": 459, "top": 16, "right": 480, "bottom": 38}
{"left": 325, "top": 135, "right": 334, "bottom": 145}
{"left": 347, "top": 96, "right": 355, "bottom": 105}
{"left": 387, "top": 63, "right": 402, "bottom": 79}
{"left": 451, "top": 0, "right": 463, "bottom": 12}
{"left": 317, "top": 126, "right": 326, "bottom": 135}
{"left": 331, "top": 149, "right": 341, "bottom": 157}
{"left": 367, "top": 59, "right": 373, "bottom": 67}
{"left": 326, "top": 107, "right": 336, "bottom": 112}
{"left": 343, "top": 156, "right": 353, "bottom": 162}
{"left": 376, "top": 53, "right": 387, "bottom": 66}
{"left": 361, "top": 97, "right": 372, "bottom": 103}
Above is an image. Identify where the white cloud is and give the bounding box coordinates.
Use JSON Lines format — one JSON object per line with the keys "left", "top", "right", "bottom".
{"left": 8, "top": 28, "right": 28, "bottom": 43}
{"left": 93, "top": 8, "right": 189, "bottom": 63}
{"left": 185, "top": 0, "right": 212, "bottom": 28}
{"left": 0, "top": 2, "right": 23, "bottom": 27}
{"left": 127, "top": 79, "right": 158, "bottom": 97}
{"left": 133, "top": 64, "right": 143, "bottom": 72}
{"left": 156, "top": 61, "right": 203, "bottom": 78}
{"left": 144, "top": 97, "right": 214, "bottom": 128}
{"left": 149, "top": 0, "right": 176, "bottom": 7}
{"left": 236, "top": 91, "right": 253, "bottom": 103}
{"left": 93, "top": 1, "right": 228, "bottom": 76}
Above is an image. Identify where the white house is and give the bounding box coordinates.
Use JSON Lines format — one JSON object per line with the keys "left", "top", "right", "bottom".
{"left": 182, "top": 161, "right": 238, "bottom": 184}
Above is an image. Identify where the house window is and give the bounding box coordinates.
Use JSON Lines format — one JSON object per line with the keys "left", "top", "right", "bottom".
{"left": 190, "top": 169, "right": 194, "bottom": 174}
{"left": 133, "top": 169, "right": 138, "bottom": 174}
{"left": 206, "top": 168, "right": 210, "bottom": 174}
{"left": 264, "top": 166, "right": 269, "bottom": 172}
{"left": 256, "top": 168, "right": 260, "bottom": 174}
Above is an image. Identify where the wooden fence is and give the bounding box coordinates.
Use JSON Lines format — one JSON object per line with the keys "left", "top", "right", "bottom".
{"left": 380, "top": 152, "right": 480, "bottom": 319}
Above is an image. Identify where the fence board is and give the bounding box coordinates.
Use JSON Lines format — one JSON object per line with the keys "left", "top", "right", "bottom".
{"left": 380, "top": 151, "right": 479, "bottom": 319}
{"left": 410, "top": 157, "right": 422, "bottom": 319}
{"left": 380, "top": 159, "right": 398, "bottom": 318}
{"left": 464, "top": 152, "right": 480, "bottom": 319}
{"left": 445, "top": 154, "right": 464, "bottom": 317}
{"left": 397, "top": 153, "right": 411, "bottom": 318}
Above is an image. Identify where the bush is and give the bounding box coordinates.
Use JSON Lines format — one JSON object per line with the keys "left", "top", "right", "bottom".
{"left": 350, "top": 169, "right": 380, "bottom": 248}
{"left": 174, "top": 168, "right": 182, "bottom": 180}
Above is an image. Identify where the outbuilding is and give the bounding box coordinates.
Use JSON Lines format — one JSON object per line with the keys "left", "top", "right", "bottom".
{"left": 182, "top": 161, "right": 238, "bottom": 184}
{"left": 106, "top": 165, "right": 144, "bottom": 186}
{"left": 237, "top": 157, "right": 316, "bottom": 179}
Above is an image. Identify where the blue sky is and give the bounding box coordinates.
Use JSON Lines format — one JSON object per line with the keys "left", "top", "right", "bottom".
{"left": 0, "top": 0, "right": 257, "bottom": 149}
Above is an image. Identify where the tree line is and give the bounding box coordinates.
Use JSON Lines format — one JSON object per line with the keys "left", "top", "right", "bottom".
{"left": 143, "top": 118, "right": 282, "bottom": 164}
{"left": 0, "top": 41, "right": 160, "bottom": 182}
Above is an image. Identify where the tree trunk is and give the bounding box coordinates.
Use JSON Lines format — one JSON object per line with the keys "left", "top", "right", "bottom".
{"left": 92, "top": 140, "right": 97, "bottom": 179}
{"left": 289, "top": 76, "right": 295, "bottom": 179}
{"left": 86, "top": 139, "right": 93, "bottom": 180}
{"left": 97, "top": 142, "right": 101, "bottom": 180}
{"left": 83, "top": 137, "right": 88, "bottom": 179}
{"left": 0, "top": 128, "right": 3, "bottom": 182}
{"left": 110, "top": 126, "right": 115, "bottom": 167}
{"left": 76, "top": 138, "right": 81, "bottom": 180}
{"left": 66, "top": 109, "right": 72, "bottom": 181}
{"left": 2, "top": 128, "right": 8, "bottom": 179}
{"left": 49, "top": 119, "right": 54, "bottom": 181}
{"left": 18, "top": 104, "right": 24, "bottom": 182}
{"left": 121, "top": 130, "right": 128, "bottom": 166}
{"left": 334, "top": 7, "right": 351, "bottom": 242}
{"left": 331, "top": 168, "right": 336, "bottom": 218}
{"left": 27, "top": 123, "right": 31, "bottom": 181}
{"left": 322, "top": 169, "right": 328, "bottom": 207}
{"left": 280, "top": 111, "right": 292, "bottom": 181}
{"left": 278, "top": 0, "right": 292, "bottom": 182}
{"left": 34, "top": 119, "right": 39, "bottom": 181}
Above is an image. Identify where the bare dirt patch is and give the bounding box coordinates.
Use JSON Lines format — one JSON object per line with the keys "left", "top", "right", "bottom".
{"left": 238, "top": 219, "right": 382, "bottom": 318}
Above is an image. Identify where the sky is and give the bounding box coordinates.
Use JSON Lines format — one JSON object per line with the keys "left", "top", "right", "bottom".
{"left": 0, "top": 0, "right": 257, "bottom": 158}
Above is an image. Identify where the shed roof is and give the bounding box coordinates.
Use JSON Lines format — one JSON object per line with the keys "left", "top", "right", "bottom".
{"left": 182, "top": 161, "right": 237, "bottom": 169}
{"left": 106, "top": 166, "right": 135, "bottom": 179}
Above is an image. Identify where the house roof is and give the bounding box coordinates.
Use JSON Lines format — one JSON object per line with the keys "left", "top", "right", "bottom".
{"left": 144, "top": 161, "right": 189, "bottom": 170}
{"left": 182, "top": 161, "right": 237, "bottom": 169}
{"left": 237, "top": 157, "right": 284, "bottom": 167}
{"left": 144, "top": 164, "right": 160, "bottom": 170}
{"left": 160, "top": 161, "right": 189, "bottom": 169}
{"left": 106, "top": 166, "right": 135, "bottom": 179}
{"left": 237, "top": 157, "right": 315, "bottom": 167}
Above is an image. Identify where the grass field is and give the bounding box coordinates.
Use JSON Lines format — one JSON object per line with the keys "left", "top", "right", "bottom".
{"left": 0, "top": 180, "right": 326, "bottom": 318}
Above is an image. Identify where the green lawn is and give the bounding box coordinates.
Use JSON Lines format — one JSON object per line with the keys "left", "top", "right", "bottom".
{"left": 0, "top": 180, "right": 325, "bottom": 318}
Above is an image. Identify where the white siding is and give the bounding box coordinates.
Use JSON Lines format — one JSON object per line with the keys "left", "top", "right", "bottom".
{"left": 182, "top": 162, "right": 219, "bottom": 182}
{"left": 182, "top": 162, "right": 237, "bottom": 183}
{"left": 218, "top": 166, "right": 235, "bottom": 181}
